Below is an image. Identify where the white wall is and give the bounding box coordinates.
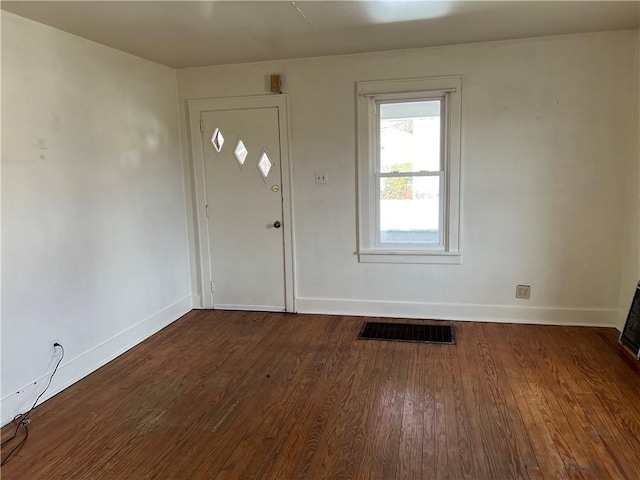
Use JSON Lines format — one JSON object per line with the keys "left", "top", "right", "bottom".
{"left": 178, "top": 30, "right": 639, "bottom": 326}
{"left": 1, "top": 13, "right": 192, "bottom": 425}
{"left": 618, "top": 29, "right": 640, "bottom": 329}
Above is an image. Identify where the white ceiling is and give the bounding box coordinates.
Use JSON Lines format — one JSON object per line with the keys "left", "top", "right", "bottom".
{"left": 2, "top": 1, "right": 639, "bottom": 68}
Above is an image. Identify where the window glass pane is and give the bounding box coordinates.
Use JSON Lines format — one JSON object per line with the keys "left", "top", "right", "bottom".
{"left": 211, "top": 128, "right": 224, "bottom": 153}
{"left": 257, "top": 152, "right": 273, "bottom": 179}
{"left": 234, "top": 139, "right": 248, "bottom": 166}
{"left": 380, "top": 175, "right": 440, "bottom": 244}
{"left": 379, "top": 100, "right": 441, "bottom": 173}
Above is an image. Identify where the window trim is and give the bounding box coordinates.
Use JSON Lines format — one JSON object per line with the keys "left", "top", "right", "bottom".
{"left": 356, "top": 76, "right": 462, "bottom": 264}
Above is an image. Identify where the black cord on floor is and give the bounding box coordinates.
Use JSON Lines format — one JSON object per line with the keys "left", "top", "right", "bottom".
{"left": 1, "top": 344, "right": 64, "bottom": 466}
{"left": 0, "top": 425, "right": 28, "bottom": 466}
{"left": 1, "top": 416, "right": 26, "bottom": 449}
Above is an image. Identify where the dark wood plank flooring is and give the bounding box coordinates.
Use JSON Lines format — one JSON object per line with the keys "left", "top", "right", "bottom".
{"left": 2, "top": 310, "right": 640, "bottom": 479}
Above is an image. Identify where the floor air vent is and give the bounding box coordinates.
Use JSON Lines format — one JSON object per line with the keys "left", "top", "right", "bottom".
{"left": 358, "top": 322, "right": 455, "bottom": 344}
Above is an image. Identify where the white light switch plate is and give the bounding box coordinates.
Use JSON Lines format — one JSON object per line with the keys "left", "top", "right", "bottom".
{"left": 315, "top": 172, "right": 328, "bottom": 184}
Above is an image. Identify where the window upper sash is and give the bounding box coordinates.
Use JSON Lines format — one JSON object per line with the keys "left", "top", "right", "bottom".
{"left": 374, "top": 94, "right": 447, "bottom": 174}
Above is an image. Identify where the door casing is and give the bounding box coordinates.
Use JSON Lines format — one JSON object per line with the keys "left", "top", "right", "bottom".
{"left": 188, "top": 95, "right": 295, "bottom": 311}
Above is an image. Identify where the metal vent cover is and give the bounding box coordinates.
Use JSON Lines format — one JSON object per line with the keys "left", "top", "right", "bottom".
{"left": 358, "top": 322, "right": 455, "bottom": 344}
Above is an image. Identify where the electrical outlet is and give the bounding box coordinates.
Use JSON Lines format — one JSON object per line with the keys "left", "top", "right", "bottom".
{"left": 315, "top": 172, "right": 328, "bottom": 184}
{"left": 50, "top": 338, "right": 62, "bottom": 358}
{"left": 515, "top": 285, "right": 531, "bottom": 300}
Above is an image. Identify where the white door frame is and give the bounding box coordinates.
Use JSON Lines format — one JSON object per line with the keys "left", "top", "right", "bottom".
{"left": 188, "top": 95, "right": 295, "bottom": 312}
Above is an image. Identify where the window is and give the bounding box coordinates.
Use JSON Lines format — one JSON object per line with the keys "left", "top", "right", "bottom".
{"left": 357, "top": 76, "right": 462, "bottom": 264}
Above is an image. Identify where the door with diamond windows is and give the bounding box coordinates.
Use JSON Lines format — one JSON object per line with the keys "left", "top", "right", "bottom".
{"left": 202, "top": 107, "right": 285, "bottom": 311}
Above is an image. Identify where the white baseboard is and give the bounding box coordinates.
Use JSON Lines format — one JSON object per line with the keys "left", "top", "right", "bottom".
{"left": 295, "top": 296, "right": 618, "bottom": 328}
{"left": 1, "top": 295, "right": 195, "bottom": 427}
{"left": 192, "top": 294, "right": 203, "bottom": 309}
{"left": 214, "top": 304, "right": 286, "bottom": 312}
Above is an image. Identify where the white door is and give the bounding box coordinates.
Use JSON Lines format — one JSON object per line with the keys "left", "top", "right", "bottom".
{"left": 202, "top": 107, "right": 285, "bottom": 311}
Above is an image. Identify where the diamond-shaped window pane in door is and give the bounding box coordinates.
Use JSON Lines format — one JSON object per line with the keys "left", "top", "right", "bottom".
{"left": 234, "top": 140, "right": 248, "bottom": 166}
{"left": 211, "top": 128, "right": 224, "bottom": 153}
{"left": 257, "top": 152, "right": 273, "bottom": 179}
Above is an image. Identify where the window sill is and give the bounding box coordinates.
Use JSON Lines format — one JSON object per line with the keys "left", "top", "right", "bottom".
{"left": 358, "top": 250, "right": 461, "bottom": 265}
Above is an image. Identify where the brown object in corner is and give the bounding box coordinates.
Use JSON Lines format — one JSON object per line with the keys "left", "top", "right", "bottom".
{"left": 620, "top": 282, "right": 640, "bottom": 360}
{"left": 270, "top": 74, "right": 281, "bottom": 93}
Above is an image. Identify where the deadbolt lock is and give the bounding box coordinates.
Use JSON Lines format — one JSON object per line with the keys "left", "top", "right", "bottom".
{"left": 271, "top": 185, "right": 280, "bottom": 192}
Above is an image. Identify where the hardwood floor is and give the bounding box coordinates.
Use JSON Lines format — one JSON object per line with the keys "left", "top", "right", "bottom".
{"left": 2, "top": 310, "right": 640, "bottom": 479}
